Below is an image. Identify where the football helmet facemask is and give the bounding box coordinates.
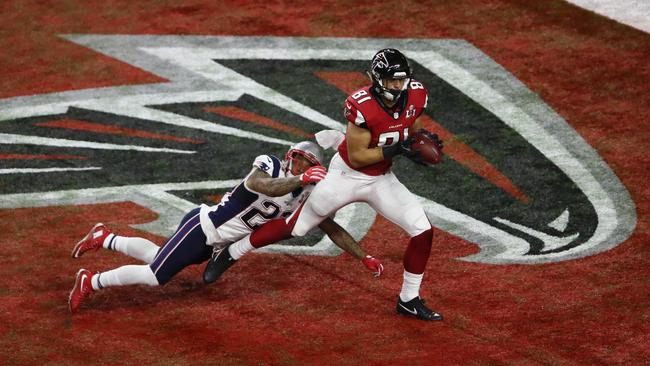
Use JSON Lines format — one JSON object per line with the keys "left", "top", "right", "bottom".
{"left": 283, "top": 141, "right": 324, "bottom": 176}
{"left": 368, "top": 48, "right": 412, "bottom": 102}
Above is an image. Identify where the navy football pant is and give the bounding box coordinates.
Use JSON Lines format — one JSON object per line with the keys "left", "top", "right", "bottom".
{"left": 149, "top": 207, "right": 212, "bottom": 285}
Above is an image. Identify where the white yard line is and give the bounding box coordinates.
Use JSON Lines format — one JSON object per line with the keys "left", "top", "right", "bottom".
{"left": 0, "top": 167, "right": 101, "bottom": 174}
{"left": 566, "top": 0, "right": 650, "bottom": 34}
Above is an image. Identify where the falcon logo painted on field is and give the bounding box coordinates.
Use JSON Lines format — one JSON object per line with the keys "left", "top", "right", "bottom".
{"left": 0, "top": 36, "right": 636, "bottom": 264}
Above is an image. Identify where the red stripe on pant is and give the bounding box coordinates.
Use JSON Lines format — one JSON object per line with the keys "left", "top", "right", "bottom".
{"left": 403, "top": 228, "right": 433, "bottom": 274}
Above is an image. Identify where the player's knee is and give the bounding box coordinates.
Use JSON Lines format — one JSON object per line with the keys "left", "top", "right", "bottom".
{"left": 153, "top": 278, "right": 167, "bottom": 286}
{"left": 396, "top": 203, "right": 432, "bottom": 237}
{"left": 144, "top": 248, "right": 158, "bottom": 264}
{"left": 150, "top": 274, "right": 164, "bottom": 286}
{"left": 310, "top": 185, "right": 341, "bottom": 217}
{"left": 287, "top": 202, "right": 323, "bottom": 238}
{"left": 414, "top": 227, "right": 433, "bottom": 242}
{"left": 146, "top": 266, "right": 165, "bottom": 286}
{"left": 148, "top": 277, "right": 161, "bottom": 286}
{"left": 408, "top": 215, "right": 432, "bottom": 237}
{"left": 290, "top": 223, "right": 309, "bottom": 237}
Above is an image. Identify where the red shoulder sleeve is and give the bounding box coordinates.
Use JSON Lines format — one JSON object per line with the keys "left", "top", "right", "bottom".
{"left": 343, "top": 95, "right": 367, "bottom": 127}
{"left": 409, "top": 79, "right": 429, "bottom": 118}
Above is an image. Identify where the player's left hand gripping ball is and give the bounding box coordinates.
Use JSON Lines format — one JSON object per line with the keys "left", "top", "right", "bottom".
{"left": 362, "top": 255, "right": 384, "bottom": 277}
{"left": 299, "top": 166, "right": 327, "bottom": 185}
{"left": 410, "top": 129, "right": 444, "bottom": 165}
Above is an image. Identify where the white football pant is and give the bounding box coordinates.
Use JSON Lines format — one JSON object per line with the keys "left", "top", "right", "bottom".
{"left": 290, "top": 153, "right": 431, "bottom": 238}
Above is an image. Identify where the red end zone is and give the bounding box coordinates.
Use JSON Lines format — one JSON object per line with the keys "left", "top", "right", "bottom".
{"left": 0, "top": 202, "right": 648, "bottom": 364}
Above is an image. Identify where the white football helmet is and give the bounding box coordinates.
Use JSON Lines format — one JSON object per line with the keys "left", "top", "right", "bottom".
{"left": 283, "top": 141, "right": 324, "bottom": 176}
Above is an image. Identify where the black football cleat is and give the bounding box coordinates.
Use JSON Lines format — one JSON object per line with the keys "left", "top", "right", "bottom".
{"left": 396, "top": 296, "right": 443, "bottom": 321}
{"left": 203, "top": 245, "right": 237, "bottom": 284}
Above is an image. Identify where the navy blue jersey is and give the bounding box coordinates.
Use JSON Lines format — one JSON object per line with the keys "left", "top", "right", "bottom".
{"left": 199, "top": 155, "right": 312, "bottom": 246}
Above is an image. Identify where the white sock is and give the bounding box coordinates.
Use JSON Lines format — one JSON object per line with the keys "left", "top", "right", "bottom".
{"left": 399, "top": 270, "right": 423, "bottom": 302}
{"left": 103, "top": 235, "right": 159, "bottom": 264}
{"left": 228, "top": 236, "right": 254, "bottom": 260}
{"left": 102, "top": 233, "right": 115, "bottom": 249}
{"left": 91, "top": 265, "right": 159, "bottom": 291}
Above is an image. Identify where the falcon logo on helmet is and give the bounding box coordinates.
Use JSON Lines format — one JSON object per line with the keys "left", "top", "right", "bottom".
{"left": 371, "top": 52, "right": 390, "bottom": 69}
{"left": 368, "top": 48, "right": 412, "bottom": 101}
{"left": 283, "top": 141, "right": 324, "bottom": 176}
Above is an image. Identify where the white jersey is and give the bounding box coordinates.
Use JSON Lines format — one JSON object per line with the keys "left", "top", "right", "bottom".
{"left": 199, "top": 155, "right": 312, "bottom": 246}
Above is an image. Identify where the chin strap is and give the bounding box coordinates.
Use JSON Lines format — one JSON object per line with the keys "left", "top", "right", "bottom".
{"left": 382, "top": 90, "right": 396, "bottom": 101}
{"left": 281, "top": 159, "right": 294, "bottom": 177}
{"left": 376, "top": 77, "right": 409, "bottom": 102}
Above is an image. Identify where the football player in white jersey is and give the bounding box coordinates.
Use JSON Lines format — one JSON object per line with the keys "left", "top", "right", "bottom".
{"left": 68, "top": 141, "right": 383, "bottom": 313}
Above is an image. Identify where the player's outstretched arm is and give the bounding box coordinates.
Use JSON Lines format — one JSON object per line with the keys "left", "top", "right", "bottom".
{"left": 245, "top": 168, "right": 302, "bottom": 197}
{"left": 246, "top": 166, "right": 327, "bottom": 197}
{"left": 318, "top": 217, "right": 383, "bottom": 277}
{"left": 246, "top": 168, "right": 302, "bottom": 197}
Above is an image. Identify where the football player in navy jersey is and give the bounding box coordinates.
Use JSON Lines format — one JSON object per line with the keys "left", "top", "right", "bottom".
{"left": 204, "top": 49, "right": 445, "bottom": 321}
{"left": 68, "top": 141, "right": 383, "bottom": 313}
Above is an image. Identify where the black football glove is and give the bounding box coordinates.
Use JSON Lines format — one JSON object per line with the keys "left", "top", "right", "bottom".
{"left": 417, "top": 129, "right": 444, "bottom": 151}
{"left": 382, "top": 134, "right": 426, "bottom": 165}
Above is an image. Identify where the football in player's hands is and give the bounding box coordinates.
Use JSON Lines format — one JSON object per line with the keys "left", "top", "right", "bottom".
{"left": 409, "top": 130, "right": 444, "bottom": 165}
{"left": 299, "top": 166, "right": 327, "bottom": 185}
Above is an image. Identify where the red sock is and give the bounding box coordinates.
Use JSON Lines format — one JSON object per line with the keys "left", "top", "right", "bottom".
{"left": 250, "top": 218, "right": 294, "bottom": 248}
{"left": 403, "top": 228, "right": 433, "bottom": 274}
